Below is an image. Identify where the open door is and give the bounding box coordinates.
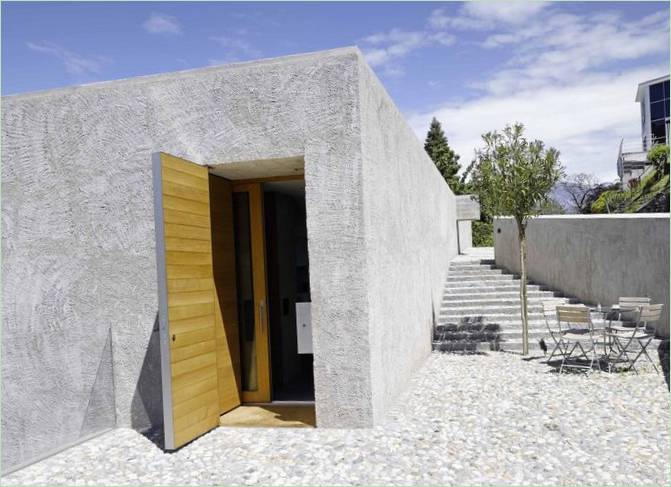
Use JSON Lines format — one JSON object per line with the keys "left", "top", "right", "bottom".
{"left": 152, "top": 152, "right": 240, "bottom": 450}
{"left": 231, "top": 183, "right": 272, "bottom": 403}
{"left": 209, "top": 175, "right": 242, "bottom": 412}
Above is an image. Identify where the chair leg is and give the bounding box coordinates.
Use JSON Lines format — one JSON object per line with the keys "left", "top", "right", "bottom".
{"left": 560, "top": 342, "right": 577, "bottom": 374}
{"left": 630, "top": 338, "right": 659, "bottom": 374}
{"left": 547, "top": 334, "right": 565, "bottom": 363}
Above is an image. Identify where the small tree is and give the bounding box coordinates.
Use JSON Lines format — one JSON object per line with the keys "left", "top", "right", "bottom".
{"left": 424, "top": 117, "right": 462, "bottom": 193}
{"left": 471, "top": 123, "right": 564, "bottom": 355}
{"left": 560, "top": 173, "right": 601, "bottom": 213}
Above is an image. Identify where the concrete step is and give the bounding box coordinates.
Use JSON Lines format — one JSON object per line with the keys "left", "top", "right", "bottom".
{"left": 441, "top": 297, "right": 571, "bottom": 308}
{"left": 440, "top": 298, "right": 568, "bottom": 312}
{"left": 448, "top": 268, "right": 505, "bottom": 276}
{"left": 442, "top": 291, "right": 559, "bottom": 301}
{"left": 439, "top": 312, "right": 546, "bottom": 321}
{"left": 447, "top": 274, "right": 516, "bottom": 282}
{"left": 444, "top": 280, "right": 533, "bottom": 290}
{"left": 440, "top": 310, "right": 545, "bottom": 320}
{"left": 449, "top": 259, "right": 495, "bottom": 266}
{"left": 449, "top": 263, "right": 498, "bottom": 271}
{"left": 440, "top": 303, "right": 548, "bottom": 313}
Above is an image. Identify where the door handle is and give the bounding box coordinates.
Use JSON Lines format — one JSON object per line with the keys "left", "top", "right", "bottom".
{"left": 259, "top": 300, "right": 266, "bottom": 333}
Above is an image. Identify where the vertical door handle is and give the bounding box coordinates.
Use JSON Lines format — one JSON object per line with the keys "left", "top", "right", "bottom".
{"left": 259, "top": 301, "right": 266, "bottom": 333}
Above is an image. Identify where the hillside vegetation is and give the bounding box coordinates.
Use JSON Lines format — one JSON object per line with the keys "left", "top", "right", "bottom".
{"left": 591, "top": 169, "right": 669, "bottom": 213}
{"left": 591, "top": 144, "right": 669, "bottom": 214}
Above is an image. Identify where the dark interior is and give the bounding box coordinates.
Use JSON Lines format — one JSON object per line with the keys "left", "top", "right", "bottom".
{"left": 263, "top": 181, "right": 314, "bottom": 402}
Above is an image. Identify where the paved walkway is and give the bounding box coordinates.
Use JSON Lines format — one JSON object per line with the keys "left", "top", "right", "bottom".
{"left": 4, "top": 352, "right": 669, "bottom": 485}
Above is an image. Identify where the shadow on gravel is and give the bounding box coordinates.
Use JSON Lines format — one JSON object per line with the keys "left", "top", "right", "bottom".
{"left": 658, "top": 339, "right": 669, "bottom": 389}
{"left": 433, "top": 319, "right": 501, "bottom": 354}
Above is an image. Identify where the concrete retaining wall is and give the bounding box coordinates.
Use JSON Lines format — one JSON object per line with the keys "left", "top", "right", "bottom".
{"left": 358, "top": 60, "right": 458, "bottom": 423}
{"left": 494, "top": 215, "right": 670, "bottom": 337}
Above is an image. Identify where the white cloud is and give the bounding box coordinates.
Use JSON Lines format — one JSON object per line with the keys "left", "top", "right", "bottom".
{"left": 26, "top": 41, "right": 110, "bottom": 76}
{"left": 461, "top": 1, "right": 549, "bottom": 25}
{"left": 142, "top": 13, "right": 181, "bottom": 35}
{"left": 408, "top": 64, "right": 668, "bottom": 181}
{"left": 429, "top": 2, "right": 549, "bottom": 32}
{"left": 409, "top": 5, "right": 670, "bottom": 181}
{"left": 361, "top": 28, "right": 455, "bottom": 68}
{"left": 479, "top": 9, "right": 668, "bottom": 95}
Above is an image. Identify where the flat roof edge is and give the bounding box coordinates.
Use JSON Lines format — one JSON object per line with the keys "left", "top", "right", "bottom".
{"left": 3, "top": 46, "right": 363, "bottom": 101}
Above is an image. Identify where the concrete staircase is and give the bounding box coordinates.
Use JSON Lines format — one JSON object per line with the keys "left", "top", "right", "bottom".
{"left": 433, "top": 248, "right": 663, "bottom": 358}
{"left": 434, "top": 248, "right": 580, "bottom": 353}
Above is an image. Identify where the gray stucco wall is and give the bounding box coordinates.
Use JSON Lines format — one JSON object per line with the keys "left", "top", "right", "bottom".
{"left": 1, "top": 47, "right": 374, "bottom": 471}
{"left": 494, "top": 215, "right": 670, "bottom": 337}
{"left": 358, "top": 60, "right": 458, "bottom": 423}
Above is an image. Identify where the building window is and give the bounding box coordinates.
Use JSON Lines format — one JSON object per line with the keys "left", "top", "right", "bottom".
{"left": 651, "top": 100, "right": 666, "bottom": 120}
{"left": 651, "top": 120, "right": 667, "bottom": 145}
{"left": 648, "top": 80, "right": 670, "bottom": 147}
{"left": 650, "top": 82, "right": 665, "bottom": 103}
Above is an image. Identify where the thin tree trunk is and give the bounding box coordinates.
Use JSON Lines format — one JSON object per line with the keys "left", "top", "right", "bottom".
{"left": 517, "top": 219, "right": 529, "bottom": 356}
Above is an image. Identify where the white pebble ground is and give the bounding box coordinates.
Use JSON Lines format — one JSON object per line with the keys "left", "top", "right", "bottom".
{"left": 4, "top": 352, "right": 669, "bottom": 485}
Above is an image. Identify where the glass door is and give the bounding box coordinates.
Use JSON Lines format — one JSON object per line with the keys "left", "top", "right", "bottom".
{"left": 231, "top": 182, "right": 271, "bottom": 403}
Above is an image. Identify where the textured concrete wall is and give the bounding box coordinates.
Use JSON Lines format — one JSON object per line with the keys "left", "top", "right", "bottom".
{"left": 457, "top": 220, "right": 473, "bottom": 253}
{"left": 494, "top": 215, "right": 670, "bottom": 337}
{"left": 358, "top": 59, "right": 458, "bottom": 423}
{"left": 1, "top": 47, "right": 373, "bottom": 471}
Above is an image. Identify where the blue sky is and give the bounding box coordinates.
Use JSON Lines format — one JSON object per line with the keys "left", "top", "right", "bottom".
{"left": 2, "top": 1, "right": 669, "bottom": 179}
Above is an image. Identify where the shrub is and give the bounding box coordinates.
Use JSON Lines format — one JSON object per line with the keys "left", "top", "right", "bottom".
{"left": 472, "top": 220, "right": 493, "bottom": 247}
{"left": 648, "top": 144, "right": 669, "bottom": 177}
{"left": 591, "top": 189, "right": 630, "bottom": 213}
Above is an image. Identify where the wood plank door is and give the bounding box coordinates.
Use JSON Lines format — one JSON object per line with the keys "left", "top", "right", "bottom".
{"left": 153, "top": 152, "right": 240, "bottom": 450}
{"left": 209, "top": 175, "right": 242, "bottom": 412}
{"left": 231, "top": 182, "right": 271, "bottom": 403}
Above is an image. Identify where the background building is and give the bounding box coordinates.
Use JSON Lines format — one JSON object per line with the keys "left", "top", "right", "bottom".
{"left": 617, "top": 75, "right": 670, "bottom": 187}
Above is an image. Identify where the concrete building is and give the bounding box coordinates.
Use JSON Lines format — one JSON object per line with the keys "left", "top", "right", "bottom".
{"left": 1, "top": 47, "right": 477, "bottom": 472}
{"left": 618, "top": 75, "right": 670, "bottom": 187}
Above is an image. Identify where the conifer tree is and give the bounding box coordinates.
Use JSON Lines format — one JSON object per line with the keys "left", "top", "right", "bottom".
{"left": 424, "top": 117, "right": 462, "bottom": 192}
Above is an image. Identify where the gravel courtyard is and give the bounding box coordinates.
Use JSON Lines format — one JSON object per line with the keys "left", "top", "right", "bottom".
{"left": 4, "top": 352, "right": 669, "bottom": 486}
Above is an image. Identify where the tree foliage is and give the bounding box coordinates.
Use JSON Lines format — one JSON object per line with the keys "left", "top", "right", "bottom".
{"left": 470, "top": 122, "right": 564, "bottom": 355}
{"left": 424, "top": 117, "right": 463, "bottom": 193}
{"left": 470, "top": 123, "right": 564, "bottom": 224}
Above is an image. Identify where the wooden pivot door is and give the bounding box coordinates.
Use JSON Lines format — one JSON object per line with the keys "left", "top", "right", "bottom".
{"left": 152, "top": 152, "right": 241, "bottom": 450}
{"left": 231, "top": 182, "right": 271, "bottom": 403}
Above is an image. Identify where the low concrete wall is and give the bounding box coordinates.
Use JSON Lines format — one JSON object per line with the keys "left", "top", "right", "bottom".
{"left": 358, "top": 59, "right": 458, "bottom": 423}
{"left": 457, "top": 220, "right": 473, "bottom": 253}
{"left": 494, "top": 215, "right": 670, "bottom": 337}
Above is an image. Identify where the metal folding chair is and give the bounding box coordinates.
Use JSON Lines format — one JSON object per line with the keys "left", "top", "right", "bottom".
{"left": 556, "top": 305, "right": 600, "bottom": 373}
{"left": 606, "top": 304, "right": 663, "bottom": 374}
{"left": 542, "top": 299, "right": 569, "bottom": 362}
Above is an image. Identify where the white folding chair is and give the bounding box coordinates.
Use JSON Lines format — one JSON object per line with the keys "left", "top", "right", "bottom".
{"left": 613, "top": 297, "right": 651, "bottom": 325}
{"left": 606, "top": 304, "right": 663, "bottom": 374}
{"left": 542, "top": 299, "right": 569, "bottom": 362}
{"left": 556, "top": 305, "right": 600, "bottom": 373}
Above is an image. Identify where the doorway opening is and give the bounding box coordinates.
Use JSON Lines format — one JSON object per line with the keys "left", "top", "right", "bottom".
{"left": 223, "top": 176, "right": 314, "bottom": 406}
{"left": 262, "top": 180, "right": 314, "bottom": 402}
